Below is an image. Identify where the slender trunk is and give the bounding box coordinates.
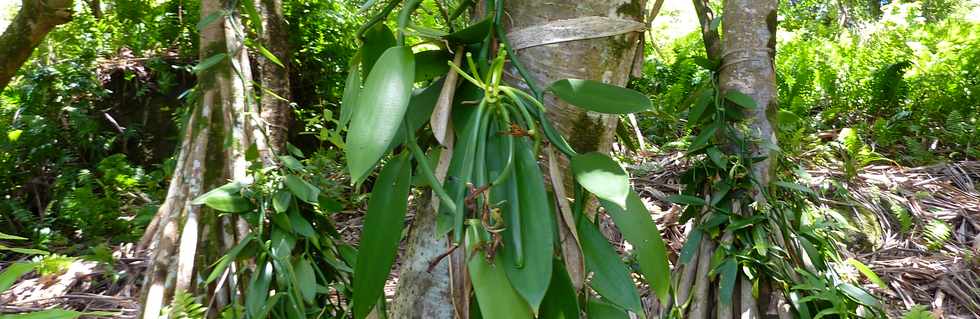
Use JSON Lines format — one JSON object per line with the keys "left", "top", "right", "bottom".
{"left": 257, "top": 0, "right": 292, "bottom": 152}
{"left": 0, "top": 0, "right": 73, "bottom": 91}
{"left": 678, "top": 1, "right": 778, "bottom": 317}
{"left": 138, "top": 0, "right": 267, "bottom": 317}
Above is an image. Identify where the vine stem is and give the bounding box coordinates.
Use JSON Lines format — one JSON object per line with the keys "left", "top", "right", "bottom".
{"left": 405, "top": 122, "right": 457, "bottom": 213}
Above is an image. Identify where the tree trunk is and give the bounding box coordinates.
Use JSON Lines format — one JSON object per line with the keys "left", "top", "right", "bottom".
{"left": 677, "top": 1, "right": 778, "bottom": 318}
{"left": 257, "top": 0, "right": 292, "bottom": 152}
{"left": 0, "top": 0, "right": 73, "bottom": 91}
{"left": 138, "top": 0, "right": 268, "bottom": 317}
{"left": 390, "top": 1, "right": 646, "bottom": 317}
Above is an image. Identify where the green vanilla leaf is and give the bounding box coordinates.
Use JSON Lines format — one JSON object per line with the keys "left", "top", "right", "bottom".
{"left": 466, "top": 222, "right": 534, "bottom": 319}
{"left": 571, "top": 152, "right": 630, "bottom": 208}
{"left": 445, "top": 17, "right": 493, "bottom": 44}
{"left": 548, "top": 79, "right": 651, "bottom": 114}
{"left": 599, "top": 191, "right": 671, "bottom": 303}
{"left": 502, "top": 139, "right": 555, "bottom": 313}
{"left": 192, "top": 182, "right": 252, "bottom": 213}
{"left": 346, "top": 46, "right": 415, "bottom": 184}
{"left": 414, "top": 50, "right": 451, "bottom": 82}
{"left": 724, "top": 90, "right": 758, "bottom": 109}
{"left": 577, "top": 215, "right": 644, "bottom": 316}
{"left": 361, "top": 24, "right": 396, "bottom": 76}
{"left": 352, "top": 153, "right": 412, "bottom": 319}
{"left": 284, "top": 174, "right": 319, "bottom": 204}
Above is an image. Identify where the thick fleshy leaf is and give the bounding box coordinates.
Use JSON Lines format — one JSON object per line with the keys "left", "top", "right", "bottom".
{"left": 352, "top": 153, "right": 412, "bottom": 319}
{"left": 599, "top": 191, "right": 671, "bottom": 303}
{"left": 387, "top": 79, "right": 445, "bottom": 153}
{"left": 0, "top": 262, "right": 34, "bottom": 292}
{"left": 414, "top": 50, "right": 451, "bottom": 82}
{"left": 445, "top": 17, "right": 493, "bottom": 44}
{"left": 724, "top": 90, "right": 757, "bottom": 109}
{"left": 501, "top": 139, "right": 554, "bottom": 313}
{"left": 346, "top": 46, "right": 415, "bottom": 184}
{"left": 587, "top": 299, "right": 630, "bottom": 319}
{"left": 205, "top": 234, "right": 253, "bottom": 284}
{"left": 284, "top": 174, "right": 319, "bottom": 204}
{"left": 576, "top": 215, "right": 644, "bottom": 315}
{"left": 466, "top": 223, "right": 534, "bottom": 319}
{"left": 717, "top": 257, "right": 737, "bottom": 305}
{"left": 538, "top": 260, "right": 580, "bottom": 319}
{"left": 273, "top": 189, "right": 291, "bottom": 213}
{"left": 547, "top": 79, "right": 651, "bottom": 114}
{"left": 361, "top": 24, "right": 396, "bottom": 76}
{"left": 570, "top": 152, "right": 630, "bottom": 208}
{"left": 295, "top": 257, "right": 317, "bottom": 303}
{"left": 340, "top": 58, "right": 361, "bottom": 126}
{"left": 191, "top": 182, "right": 252, "bottom": 213}
{"left": 245, "top": 260, "right": 274, "bottom": 317}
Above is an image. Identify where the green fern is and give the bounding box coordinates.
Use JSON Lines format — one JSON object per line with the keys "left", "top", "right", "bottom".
{"left": 886, "top": 198, "right": 913, "bottom": 233}
{"left": 160, "top": 290, "right": 207, "bottom": 319}
{"left": 923, "top": 219, "right": 951, "bottom": 250}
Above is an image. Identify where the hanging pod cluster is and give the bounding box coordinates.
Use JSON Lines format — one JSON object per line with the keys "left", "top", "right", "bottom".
{"left": 345, "top": 0, "right": 670, "bottom": 318}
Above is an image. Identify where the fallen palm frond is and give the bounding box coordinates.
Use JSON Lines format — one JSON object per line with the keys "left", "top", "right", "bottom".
{"left": 632, "top": 153, "right": 979, "bottom": 318}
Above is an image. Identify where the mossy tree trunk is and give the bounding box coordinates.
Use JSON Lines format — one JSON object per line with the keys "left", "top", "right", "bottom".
{"left": 390, "top": 1, "right": 646, "bottom": 318}
{"left": 0, "top": 0, "right": 73, "bottom": 91}
{"left": 257, "top": 0, "right": 293, "bottom": 152}
{"left": 138, "top": 0, "right": 268, "bottom": 317}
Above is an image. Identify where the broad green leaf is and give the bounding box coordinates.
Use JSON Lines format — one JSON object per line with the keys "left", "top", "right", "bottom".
{"left": 295, "top": 257, "right": 317, "bottom": 303}
{"left": 340, "top": 57, "right": 362, "bottom": 126}
{"left": 256, "top": 44, "right": 284, "bottom": 68}
{"left": 279, "top": 155, "right": 305, "bottom": 172}
{"left": 688, "top": 124, "right": 718, "bottom": 152}
{"left": 414, "top": 50, "right": 451, "bottom": 83}
{"left": 706, "top": 147, "right": 727, "bottom": 170}
{"left": 287, "top": 142, "right": 304, "bottom": 158}
{"left": 571, "top": 152, "right": 630, "bottom": 208}
{"left": 361, "top": 24, "right": 396, "bottom": 77}
{"left": 718, "top": 258, "right": 737, "bottom": 304}
{"left": 288, "top": 209, "right": 316, "bottom": 238}
{"left": 192, "top": 53, "right": 228, "bottom": 74}
{"left": 678, "top": 229, "right": 703, "bottom": 265}
{"left": 686, "top": 88, "right": 713, "bottom": 126}
{"left": 0, "top": 247, "right": 48, "bottom": 255}
{"left": 838, "top": 283, "right": 881, "bottom": 308}
{"left": 599, "top": 191, "right": 671, "bottom": 303}
{"left": 346, "top": 46, "right": 415, "bottom": 184}
{"left": 352, "top": 153, "right": 412, "bottom": 319}
{"left": 205, "top": 234, "right": 253, "bottom": 284}
{"left": 666, "top": 194, "right": 706, "bottom": 206}
{"left": 502, "top": 139, "right": 554, "bottom": 313}
{"left": 587, "top": 299, "right": 630, "bottom": 319}
{"left": 245, "top": 261, "right": 274, "bottom": 317}
{"left": 284, "top": 175, "right": 319, "bottom": 204}
{"left": 0, "top": 232, "right": 27, "bottom": 241}
{"left": 724, "top": 90, "right": 757, "bottom": 109}
{"left": 846, "top": 258, "right": 888, "bottom": 291}
{"left": 445, "top": 17, "right": 493, "bottom": 44}
{"left": 0, "top": 262, "right": 34, "bottom": 292}
{"left": 538, "top": 261, "right": 580, "bottom": 319}
{"left": 387, "top": 78, "right": 445, "bottom": 153}
{"left": 577, "top": 215, "right": 644, "bottom": 315}
{"left": 273, "top": 189, "right": 291, "bottom": 213}
{"left": 547, "top": 79, "right": 651, "bottom": 114}
{"left": 466, "top": 223, "right": 534, "bottom": 319}
{"left": 0, "top": 309, "right": 117, "bottom": 319}
{"left": 192, "top": 182, "right": 252, "bottom": 213}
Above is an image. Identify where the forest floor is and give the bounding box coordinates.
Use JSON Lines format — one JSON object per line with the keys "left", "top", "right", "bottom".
{"left": 1, "top": 154, "right": 978, "bottom": 318}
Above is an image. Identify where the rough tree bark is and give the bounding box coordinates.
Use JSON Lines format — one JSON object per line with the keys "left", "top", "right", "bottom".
{"left": 678, "top": 1, "right": 779, "bottom": 318}
{"left": 390, "top": 1, "right": 646, "bottom": 318}
{"left": 138, "top": 0, "right": 269, "bottom": 317}
{"left": 0, "top": 0, "right": 73, "bottom": 91}
{"left": 257, "top": 0, "right": 292, "bottom": 152}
